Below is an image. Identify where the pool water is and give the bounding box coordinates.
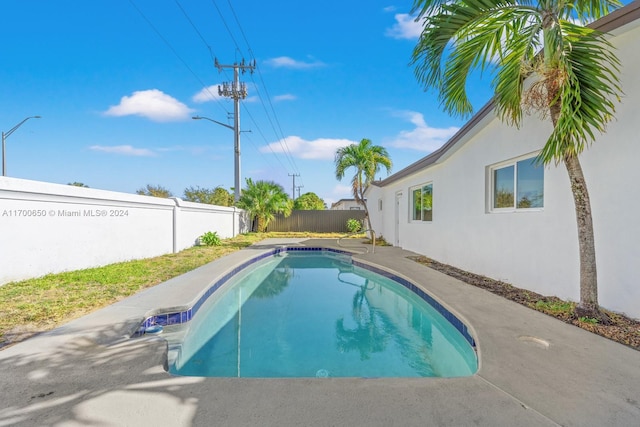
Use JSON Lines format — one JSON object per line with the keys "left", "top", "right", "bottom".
{"left": 169, "top": 251, "right": 477, "bottom": 378}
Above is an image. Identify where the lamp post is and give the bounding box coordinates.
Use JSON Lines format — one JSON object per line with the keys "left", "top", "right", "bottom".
{"left": 192, "top": 115, "right": 241, "bottom": 202}
{"left": 2, "top": 115, "right": 41, "bottom": 176}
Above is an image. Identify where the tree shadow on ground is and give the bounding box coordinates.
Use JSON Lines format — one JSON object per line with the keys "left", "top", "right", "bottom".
{"left": 0, "top": 323, "right": 205, "bottom": 426}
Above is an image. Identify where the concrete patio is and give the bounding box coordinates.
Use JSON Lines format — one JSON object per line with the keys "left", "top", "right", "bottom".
{"left": 1, "top": 239, "right": 638, "bottom": 426}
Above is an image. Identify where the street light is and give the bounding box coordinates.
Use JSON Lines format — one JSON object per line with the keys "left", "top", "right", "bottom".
{"left": 2, "top": 115, "right": 41, "bottom": 176}
{"left": 192, "top": 115, "right": 233, "bottom": 130}
{"left": 192, "top": 115, "right": 241, "bottom": 202}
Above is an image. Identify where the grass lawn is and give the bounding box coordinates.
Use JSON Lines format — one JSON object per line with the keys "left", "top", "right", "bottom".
{"left": 0, "top": 232, "right": 352, "bottom": 348}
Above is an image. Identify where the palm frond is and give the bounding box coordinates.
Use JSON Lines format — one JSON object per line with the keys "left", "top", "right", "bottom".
{"left": 412, "top": 0, "right": 539, "bottom": 118}
{"left": 540, "top": 20, "right": 622, "bottom": 163}
{"left": 572, "top": 0, "right": 622, "bottom": 22}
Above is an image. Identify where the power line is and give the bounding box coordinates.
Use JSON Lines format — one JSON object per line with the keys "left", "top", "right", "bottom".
{"left": 173, "top": 0, "right": 232, "bottom": 112}
{"left": 187, "top": 0, "right": 301, "bottom": 180}
{"left": 209, "top": 0, "right": 242, "bottom": 54}
{"left": 128, "top": 0, "right": 229, "bottom": 116}
{"left": 131, "top": 0, "right": 305, "bottom": 193}
{"left": 175, "top": 0, "right": 298, "bottom": 184}
{"left": 241, "top": 106, "right": 292, "bottom": 173}
{"left": 221, "top": 0, "right": 302, "bottom": 177}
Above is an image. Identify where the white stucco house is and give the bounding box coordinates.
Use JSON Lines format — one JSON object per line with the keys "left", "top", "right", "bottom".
{"left": 330, "top": 198, "right": 364, "bottom": 210}
{"left": 366, "top": 2, "right": 640, "bottom": 319}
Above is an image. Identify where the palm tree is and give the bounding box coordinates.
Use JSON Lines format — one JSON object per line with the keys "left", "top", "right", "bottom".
{"left": 236, "top": 178, "right": 293, "bottom": 232}
{"left": 335, "top": 138, "right": 392, "bottom": 233}
{"left": 410, "top": 0, "right": 622, "bottom": 321}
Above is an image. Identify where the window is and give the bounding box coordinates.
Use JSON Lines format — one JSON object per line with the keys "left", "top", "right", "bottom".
{"left": 411, "top": 183, "right": 433, "bottom": 221}
{"left": 491, "top": 156, "right": 543, "bottom": 210}
{"left": 378, "top": 199, "right": 383, "bottom": 211}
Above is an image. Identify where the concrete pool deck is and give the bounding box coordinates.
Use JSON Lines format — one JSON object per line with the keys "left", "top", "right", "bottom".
{"left": 1, "top": 238, "right": 639, "bottom": 426}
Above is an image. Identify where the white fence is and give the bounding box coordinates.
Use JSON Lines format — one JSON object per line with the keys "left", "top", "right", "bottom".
{"left": 0, "top": 177, "right": 249, "bottom": 285}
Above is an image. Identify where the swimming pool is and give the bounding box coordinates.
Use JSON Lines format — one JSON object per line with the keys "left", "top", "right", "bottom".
{"left": 164, "top": 248, "right": 477, "bottom": 378}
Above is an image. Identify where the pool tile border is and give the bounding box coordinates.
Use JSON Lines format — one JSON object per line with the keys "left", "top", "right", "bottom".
{"left": 136, "top": 247, "right": 476, "bottom": 348}
{"left": 351, "top": 259, "right": 476, "bottom": 348}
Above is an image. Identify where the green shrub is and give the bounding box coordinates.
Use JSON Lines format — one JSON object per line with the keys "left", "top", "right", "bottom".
{"left": 579, "top": 316, "right": 599, "bottom": 325}
{"left": 346, "top": 218, "right": 362, "bottom": 233}
{"left": 199, "top": 231, "right": 222, "bottom": 246}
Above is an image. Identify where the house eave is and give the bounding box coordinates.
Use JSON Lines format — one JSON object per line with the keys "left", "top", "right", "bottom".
{"left": 375, "top": 1, "right": 640, "bottom": 189}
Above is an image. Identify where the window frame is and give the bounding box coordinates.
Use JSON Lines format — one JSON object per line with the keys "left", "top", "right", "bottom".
{"left": 409, "top": 182, "right": 433, "bottom": 223}
{"left": 488, "top": 154, "right": 544, "bottom": 213}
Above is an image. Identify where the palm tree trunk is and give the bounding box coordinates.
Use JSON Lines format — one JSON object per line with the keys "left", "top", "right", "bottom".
{"left": 358, "top": 183, "right": 373, "bottom": 234}
{"left": 363, "top": 203, "right": 373, "bottom": 235}
{"left": 549, "top": 96, "right": 606, "bottom": 322}
{"left": 563, "top": 154, "right": 604, "bottom": 320}
{"left": 257, "top": 216, "right": 266, "bottom": 233}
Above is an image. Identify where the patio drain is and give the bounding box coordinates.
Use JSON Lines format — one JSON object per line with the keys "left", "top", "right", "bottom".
{"left": 517, "top": 335, "right": 550, "bottom": 349}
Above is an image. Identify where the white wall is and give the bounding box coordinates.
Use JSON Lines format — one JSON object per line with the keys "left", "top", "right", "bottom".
{"left": 0, "top": 177, "right": 248, "bottom": 284}
{"left": 173, "top": 198, "right": 244, "bottom": 251}
{"left": 368, "top": 18, "right": 640, "bottom": 318}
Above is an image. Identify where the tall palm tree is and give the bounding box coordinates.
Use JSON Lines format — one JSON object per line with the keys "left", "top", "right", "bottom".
{"left": 335, "top": 138, "right": 392, "bottom": 233}
{"left": 410, "top": 0, "right": 622, "bottom": 321}
{"left": 236, "top": 178, "right": 293, "bottom": 232}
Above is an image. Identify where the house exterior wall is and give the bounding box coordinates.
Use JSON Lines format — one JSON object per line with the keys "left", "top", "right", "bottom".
{"left": 0, "top": 177, "right": 248, "bottom": 284}
{"left": 368, "top": 16, "right": 640, "bottom": 318}
{"left": 330, "top": 199, "right": 363, "bottom": 210}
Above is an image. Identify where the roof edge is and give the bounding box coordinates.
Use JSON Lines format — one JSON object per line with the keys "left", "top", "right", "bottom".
{"left": 377, "top": 100, "right": 495, "bottom": 186}
{"left": 592, "top": 0, "right": 640, "bottom": 33}
{"left": 376, "top": 1, "right": 640, "bottom": 188}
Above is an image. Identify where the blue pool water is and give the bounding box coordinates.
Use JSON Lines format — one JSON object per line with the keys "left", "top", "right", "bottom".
{"left": 169, "top": 250, "right": 477, "bottom": 378}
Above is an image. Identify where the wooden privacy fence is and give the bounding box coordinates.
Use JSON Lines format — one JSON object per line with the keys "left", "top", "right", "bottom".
{"left": 265, "top": 210, "right": 366, "bottom": 233}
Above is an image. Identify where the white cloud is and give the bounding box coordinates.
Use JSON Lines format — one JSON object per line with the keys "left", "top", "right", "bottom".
{"left": 264, "top": 56, "right": 325, "bottom": 69}
{"left": 332, "top": 183, "right": 353, "bottom": 197}
{"left": 386, "top": 13, "right": 422, "bottom": 40}
{"left": 104, "top": 89, "right": 193, "bottom": 122}
{"left": 192, "top": 85, "right": 224, "bottom": 103}
{"left": 273, "top": 94, "right": 296, "bottom": 102}
{"left": 89, "top": 145, "right": 156, "bottom": 157}
{"left": 388, "top": 110, "right": 459, "bottom": 152}
{"left": 260, "top": 136, "right": 355, "bottom": 160}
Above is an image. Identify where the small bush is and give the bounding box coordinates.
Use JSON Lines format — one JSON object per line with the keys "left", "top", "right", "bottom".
{"left": 534, "top": 300, "right": 574, "bottom": 314}
{"left": 346, "top": 218, "right": 362, "bottom": 233}
{"left": 199, "top": 231, "right": 222, "bottom": 246}
{"left": 579, "top": 316, "right": 599, "bottom": 325}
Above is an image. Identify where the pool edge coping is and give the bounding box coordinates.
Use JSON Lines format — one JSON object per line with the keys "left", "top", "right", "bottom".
{"left": 134, "top": 245, "right": 478, "bottom": 353}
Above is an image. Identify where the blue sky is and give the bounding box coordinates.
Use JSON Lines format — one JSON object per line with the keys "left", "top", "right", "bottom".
{"left": 1, "top": 0, "right": 495, "bottom": 207}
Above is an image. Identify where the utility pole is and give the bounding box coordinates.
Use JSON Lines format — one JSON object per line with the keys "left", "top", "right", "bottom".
{"left": 215, "top": 58, "right": 256, "bottom": 202}
{"left": 288, "top": 173, "right": 300, "bottom": 200}
{"left": 296, "top": 185, "right": 304, "bottom": 199}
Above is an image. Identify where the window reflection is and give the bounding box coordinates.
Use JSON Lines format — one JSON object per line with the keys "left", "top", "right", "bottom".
{"left": 493, "top": 166, "right": 514, "bottom": 208}
{"left": 516, "top": 158, "right": 544, "bottom": 208}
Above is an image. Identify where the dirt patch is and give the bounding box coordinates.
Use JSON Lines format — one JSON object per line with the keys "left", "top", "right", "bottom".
{"left": 407, "top": 255, "right": 640, "bottom": 351}
{"left": 1, "top": 325, "right": 42, "bottom": 349}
